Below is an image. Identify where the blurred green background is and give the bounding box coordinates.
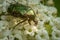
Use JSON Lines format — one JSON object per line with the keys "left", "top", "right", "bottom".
{"left": 53, "top": 0, "right": 60, "bottom": 17}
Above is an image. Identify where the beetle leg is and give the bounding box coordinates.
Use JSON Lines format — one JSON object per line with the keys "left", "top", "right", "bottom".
{"left": 13, "top": 18, "right": 27, "bottom": 29}
{"left": 28, "top": 19, "right": 31, "bottom": 25}
{"left": 33, "top": 19, "right": 38, "bottom": 25}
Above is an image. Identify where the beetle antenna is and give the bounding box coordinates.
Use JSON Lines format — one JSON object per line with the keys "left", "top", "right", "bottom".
{"left": 13, "top": 0, "right": 17, "bottom": 3}
{"left": 13, "top": 0, "right": 19, "bottom": 4}
{"left": 26, "top": 0, "right": 28, "bottom": 6}
{"left": 6, "top": 0, "right": 12, "bottom": 4}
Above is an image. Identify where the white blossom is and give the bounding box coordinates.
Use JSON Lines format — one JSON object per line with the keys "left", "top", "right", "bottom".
{"left": 0, "top": 0, "right": 60, "bottom": 40}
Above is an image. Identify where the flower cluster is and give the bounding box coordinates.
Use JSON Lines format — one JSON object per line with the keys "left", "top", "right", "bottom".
{"left": 0, "top": 0, "right": 60, "bottom": 40}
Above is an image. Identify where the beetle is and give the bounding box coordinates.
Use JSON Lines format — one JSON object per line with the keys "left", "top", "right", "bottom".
{"left": 7, "top": 2, "right": 38, "bottom": 27}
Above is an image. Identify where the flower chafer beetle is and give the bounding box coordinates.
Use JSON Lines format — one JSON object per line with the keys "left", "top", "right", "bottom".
{"left": 7, "top": 1, "right": 38, "bottom": 27}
